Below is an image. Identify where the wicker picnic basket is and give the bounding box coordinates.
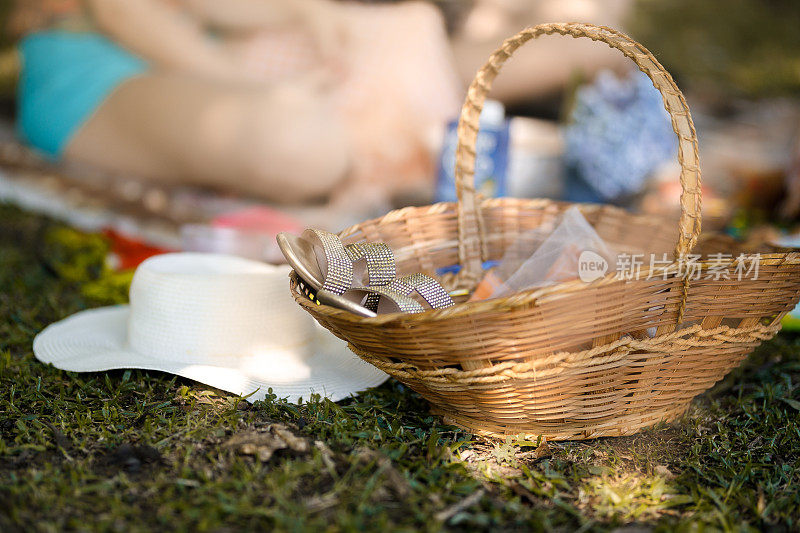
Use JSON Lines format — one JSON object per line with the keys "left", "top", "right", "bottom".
{"left": 290, "top": 23, "right": 800, "bottom": 440}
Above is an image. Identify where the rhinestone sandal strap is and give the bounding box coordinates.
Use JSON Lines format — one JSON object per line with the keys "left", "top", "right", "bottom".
{"left": 361, "top": 285, "right": 425, "bottom": 314}
{"left": 388, "top": 273, "right": 455, "bottom": 309}
{"left": 344, "top": 242, "right": 396, "bottom": 287}
{"left": 303, "top": 229, "right": 353, "bottom": 295}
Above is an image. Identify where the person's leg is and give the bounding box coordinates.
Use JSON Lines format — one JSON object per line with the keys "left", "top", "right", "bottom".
{"left": 63, "top": 72, "right": 350, "bottom": 203}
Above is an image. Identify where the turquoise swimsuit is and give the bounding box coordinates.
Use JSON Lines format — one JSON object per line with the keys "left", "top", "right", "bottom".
{"left": 17, "top": 32, "right": 148, "bottom": 159}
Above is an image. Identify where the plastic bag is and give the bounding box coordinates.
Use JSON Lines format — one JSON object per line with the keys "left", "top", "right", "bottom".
{"left": 471, "top": 206, "right": 616, "bottom": 300}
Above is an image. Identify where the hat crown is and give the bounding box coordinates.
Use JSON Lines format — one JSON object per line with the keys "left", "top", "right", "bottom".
{"left": 127, "top": 254, "right": 312, "bottom": 363}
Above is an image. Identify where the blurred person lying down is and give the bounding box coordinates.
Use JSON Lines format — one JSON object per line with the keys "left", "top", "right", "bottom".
{"left": 11, "top": 0, "right": 629, "bottom": 206}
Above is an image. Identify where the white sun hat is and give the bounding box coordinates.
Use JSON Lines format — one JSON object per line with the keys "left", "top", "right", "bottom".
{"left": 33, "top": 253, "right": 388, "bottom": 402}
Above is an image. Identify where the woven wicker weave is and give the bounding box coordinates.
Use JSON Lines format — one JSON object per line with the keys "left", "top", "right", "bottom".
{"left": 290, "top": 23, "right": 800, "bottom": 440}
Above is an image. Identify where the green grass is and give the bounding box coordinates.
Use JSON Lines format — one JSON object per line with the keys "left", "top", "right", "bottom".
{"left": 1, "top": 202, "right": 799, "bottom": 532}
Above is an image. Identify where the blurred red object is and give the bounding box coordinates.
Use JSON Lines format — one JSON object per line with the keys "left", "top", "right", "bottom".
{"left": 179, "top": 206, "right": 303, "bottom": 263}
{"left": 103, "top": 229, "right": 172, "bottom": 271}
{"left": 211, "top": 206, "right": 302, "bottom": 234}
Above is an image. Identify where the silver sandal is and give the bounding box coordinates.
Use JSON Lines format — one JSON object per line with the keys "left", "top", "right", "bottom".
{"left": 278, "top": 229, "right": 453, "bottom": 316}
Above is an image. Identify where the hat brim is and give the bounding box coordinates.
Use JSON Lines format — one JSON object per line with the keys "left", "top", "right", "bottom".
{"left": 33, "top": 306, "right": 388, "bottom": 403}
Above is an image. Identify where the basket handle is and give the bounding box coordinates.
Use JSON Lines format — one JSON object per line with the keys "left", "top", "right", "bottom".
{"left": 454, "top": 23, "right": 701, "bottom": 282}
